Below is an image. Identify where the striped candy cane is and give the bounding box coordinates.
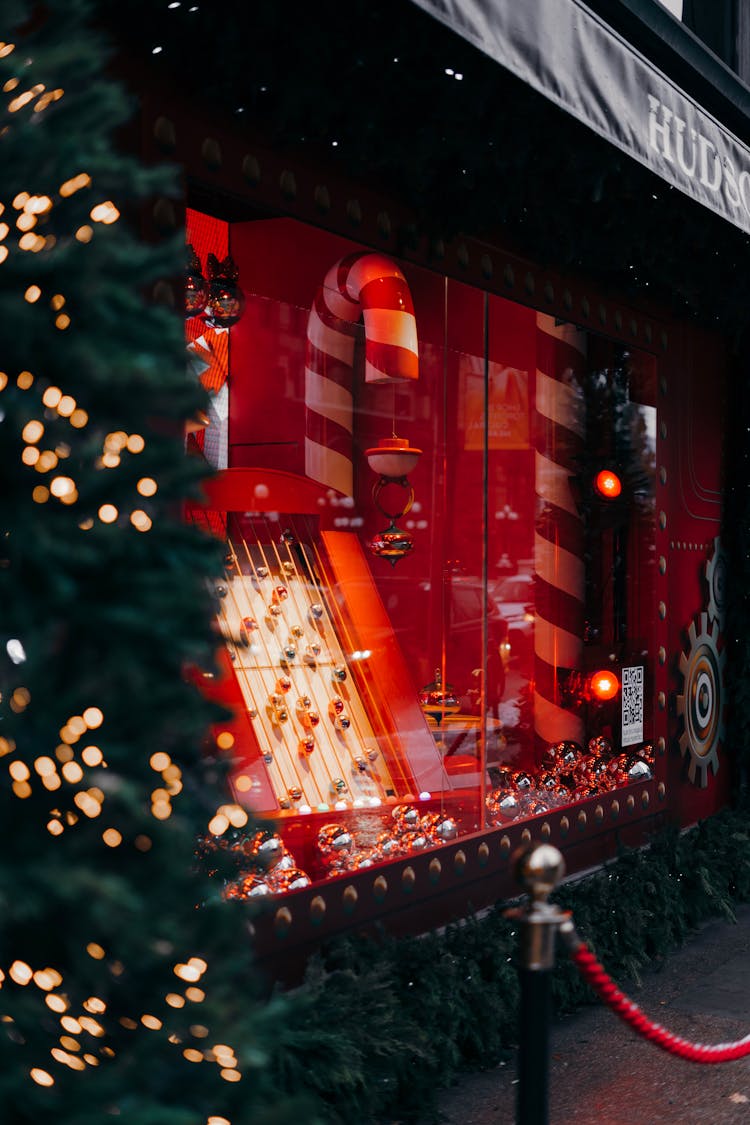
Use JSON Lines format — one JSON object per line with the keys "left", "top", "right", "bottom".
{"left": 534, "top": 315, "right": 587, "bottom": 753}
{"left": 305, "top": 252, "right": 419, "bottom": 498}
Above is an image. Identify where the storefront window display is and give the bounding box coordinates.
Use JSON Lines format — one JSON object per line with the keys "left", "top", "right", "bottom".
{"left": 187, "top": 211, "right": 656, "bottom": 896}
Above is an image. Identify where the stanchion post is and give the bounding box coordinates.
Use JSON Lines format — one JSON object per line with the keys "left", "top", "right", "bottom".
{"left": 510, "top": 842, "right": 569, "bottom": 1125}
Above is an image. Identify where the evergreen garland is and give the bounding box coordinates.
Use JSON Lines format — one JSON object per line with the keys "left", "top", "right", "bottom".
{"left": 263, "top": 808, "right": 750, "bottom": 1124}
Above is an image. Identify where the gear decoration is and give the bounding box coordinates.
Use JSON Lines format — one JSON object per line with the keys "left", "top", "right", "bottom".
{"left": 705, "top": 536, "right": 727, "bottom": 631}
{"left": 676, "top": 612, "right": 725, "bottom": 788}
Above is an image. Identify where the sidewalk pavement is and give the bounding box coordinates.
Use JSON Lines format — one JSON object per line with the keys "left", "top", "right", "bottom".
{"left": 433, "top": 903, "right": 750, "bottom": 1124}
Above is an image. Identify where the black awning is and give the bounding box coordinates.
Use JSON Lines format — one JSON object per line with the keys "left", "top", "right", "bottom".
{"left": 412, "top": 0, "right": 750, "bottom": 236}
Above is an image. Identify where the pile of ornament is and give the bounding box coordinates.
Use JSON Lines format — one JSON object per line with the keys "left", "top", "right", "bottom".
{"left": 486, "top": 738, "right": 654, "bottom": 825}
{"left": 317, "top": 805, "right": 459, "bottom": 876}
{"left": 204, "top": 829, "right": 312, "bottom": 899}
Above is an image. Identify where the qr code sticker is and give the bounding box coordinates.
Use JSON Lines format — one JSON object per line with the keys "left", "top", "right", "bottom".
{"left": 621, "top": 666, "right": 644, "bottom": 745}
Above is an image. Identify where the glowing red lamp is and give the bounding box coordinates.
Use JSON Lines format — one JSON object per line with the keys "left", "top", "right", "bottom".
{"left": 589, "top": 669, "right": 620, "bottom": 701}
{"left": 594, "top": 469, "right": 622, "bottom": 499}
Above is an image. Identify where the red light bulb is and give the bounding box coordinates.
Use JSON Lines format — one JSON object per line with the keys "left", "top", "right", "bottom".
{"left": 594, "top": 469, "right": 622, "bottom": 499}
{"left": 590, "top": 670, "right": 619, "bottom": 701}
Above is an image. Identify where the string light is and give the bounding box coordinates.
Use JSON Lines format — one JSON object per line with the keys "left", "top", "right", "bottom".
{"left": 136, "top": 476, "right": 157, "bottom": 497}
{"left": 22, "top": 420, "right": 44, "bottom": 443}
{"left": 24, "top": 283, "right": 41, "bottom": 301}
{"left": 30, "top": 1069, "right": 54, "bottom": 1087}
{"left": 98, "top": 504, "right": 117, "bottom": 523}
{"left": 42, "top": 386, "right": 61, "bottom": 407}
{"left": 90, "top": 201, "right": 119, "bottom": 224}
{"left": 131, "top": 510, "right": 152, "bottom": 532}
{"left": 9, "top": 960, "right": 33, "bottom": 985}
{"left": 59, "top": 173, "right": 90, "bottom": 197}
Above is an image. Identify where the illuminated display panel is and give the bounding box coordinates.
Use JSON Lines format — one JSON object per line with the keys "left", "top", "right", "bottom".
{"left": 188, "top": 212, "right": 656, "bottom": 894}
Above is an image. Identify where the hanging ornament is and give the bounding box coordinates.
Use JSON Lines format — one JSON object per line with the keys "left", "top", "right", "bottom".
{"left": 185, "top": 243, "right": 208, "bottom": 319}
{"left": 205, "top": 253, "right": 246, "bottom": 328}
{"left": 366, "top": 438, "right": 422, "bottom": 567}
{"left": 419, "top": 668, "right": 461, "bottom": 722}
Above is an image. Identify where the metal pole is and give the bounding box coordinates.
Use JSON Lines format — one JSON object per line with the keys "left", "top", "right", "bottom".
{"left": 511, "top": 842, "right": 568, "bottom": 1125}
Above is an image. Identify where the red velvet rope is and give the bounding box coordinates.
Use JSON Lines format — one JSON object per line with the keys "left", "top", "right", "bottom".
{"left": 571, "top": 942, "right": 750, "bottom": 1063}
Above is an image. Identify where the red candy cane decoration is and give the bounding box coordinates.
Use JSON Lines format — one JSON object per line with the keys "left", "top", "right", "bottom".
{"left": 534, "top": 315, "right": 587, "bottom": 753}
{"left": 305, "top": 252, "right": 419, "bottom": 498}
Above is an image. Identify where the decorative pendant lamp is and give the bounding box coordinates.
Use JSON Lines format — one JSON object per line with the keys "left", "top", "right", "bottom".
{"left": 366, "top": 437, "right": 422, "bottom": 566}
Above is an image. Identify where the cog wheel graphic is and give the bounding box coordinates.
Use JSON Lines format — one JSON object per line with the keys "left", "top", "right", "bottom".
{"left": 676, "top": 612, "right": 725, "bottom": 788}
{"left": 705, "top": 536, "right": 727, "bottom": 630}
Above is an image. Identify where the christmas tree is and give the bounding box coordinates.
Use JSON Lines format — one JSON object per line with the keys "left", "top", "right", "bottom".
{"left": 0, "top": 2, "right": 312, "bottom": 1121}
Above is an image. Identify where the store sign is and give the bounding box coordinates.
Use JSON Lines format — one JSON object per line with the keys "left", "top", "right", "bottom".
{"left": 621, "top": 665, "right": 644, "bottom": 747}
{"left": 412, "top": 0, "right": 750, "bottom": 236}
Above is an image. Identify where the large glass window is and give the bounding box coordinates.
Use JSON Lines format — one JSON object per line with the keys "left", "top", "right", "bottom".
{"left": 187, "top": 211, "right": 656, "bottom": 896}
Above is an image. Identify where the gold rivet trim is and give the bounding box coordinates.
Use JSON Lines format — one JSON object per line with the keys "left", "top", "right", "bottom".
{"left": 201, "top": 137, "right": 222, "bottom": 169}
{"left": 373, "top": 875, "right": 388, "bottom": 901}
{"left": 342, "top": 884, "right": 358, "bottom": 913}
{"left": 153, "top": 116, "right": 176, "bottom": 150}
{"left": 279, "top": 170, "right": 297, "bottom": 199}
{"left": 314, "top": 185, "right": 331, "bottom": 213}
{"left": 310, "top": 895, "right": 326, "bottom": 923}
{"left": 274, "top": 906, "right": 292, "bottom": 936}
{"left": 152, "top": 198, "right": 177, "bottom": 230}
{"left": 242, "top": 154, "right": 261, "bottom": 184}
